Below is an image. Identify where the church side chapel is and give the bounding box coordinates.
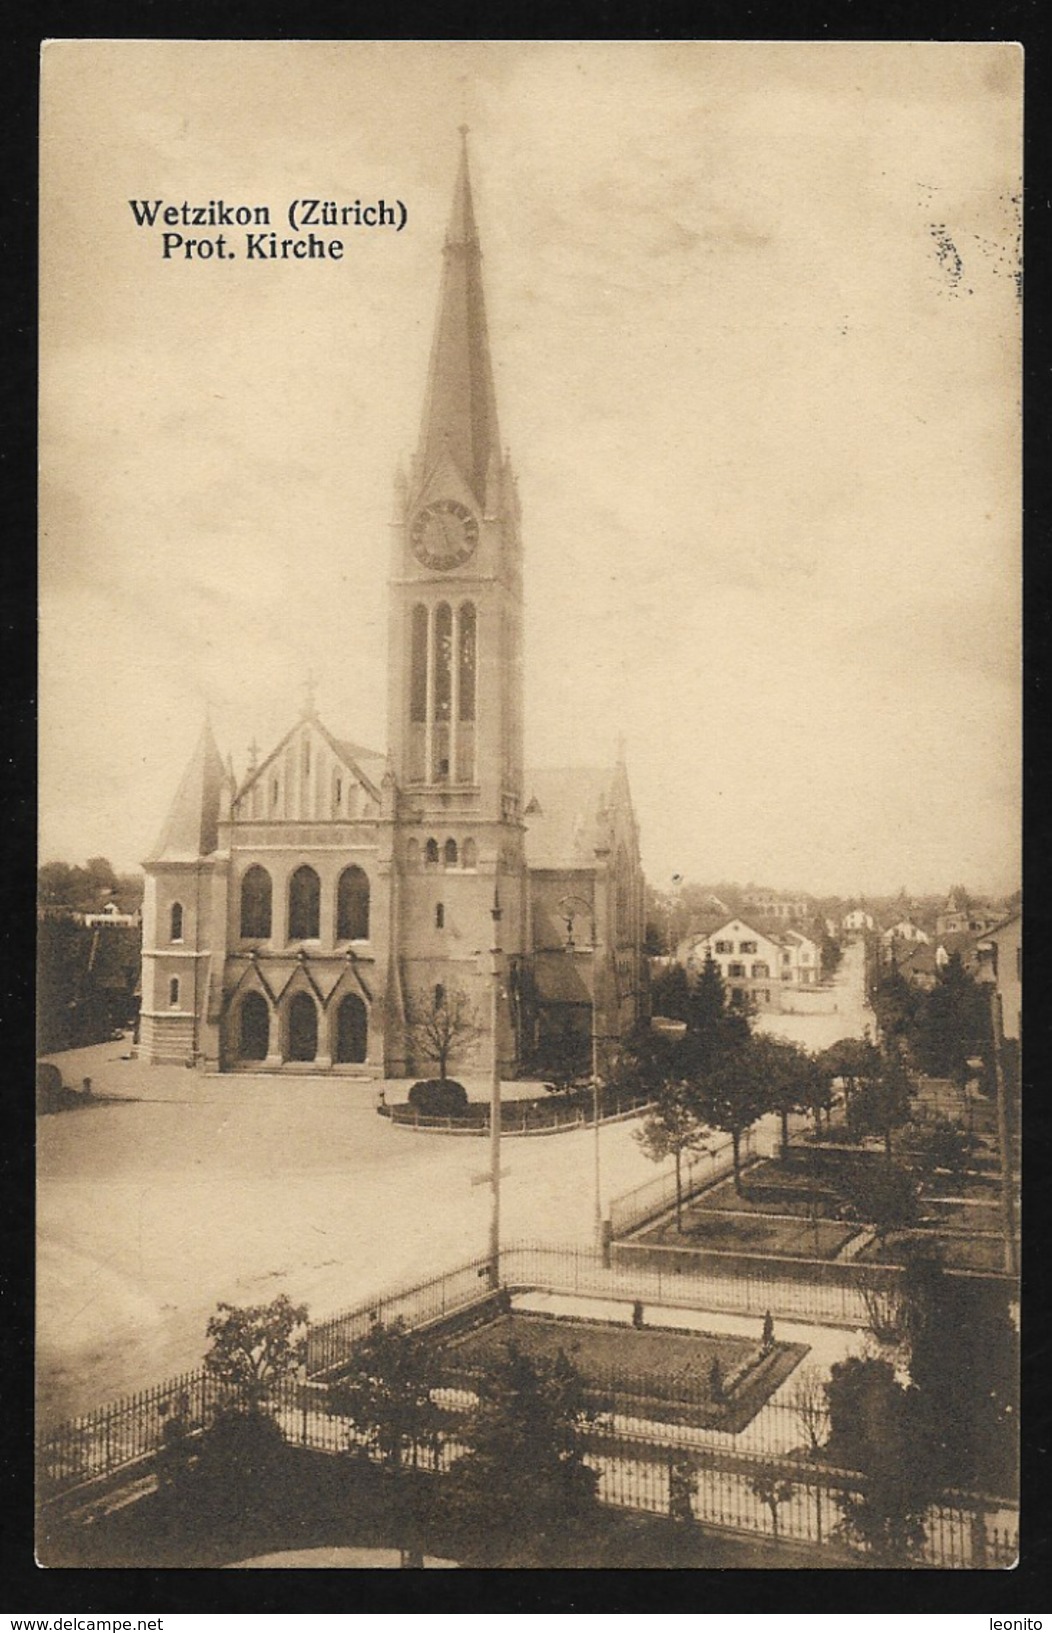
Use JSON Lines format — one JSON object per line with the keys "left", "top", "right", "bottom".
{"left": 139, "top": 137, "right": 647, "bottom": 1079}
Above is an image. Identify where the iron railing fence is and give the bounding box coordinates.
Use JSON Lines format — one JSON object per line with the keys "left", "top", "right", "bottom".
{"left": 500, "top": 1239, "right": 885, "bottom": 1329}
{"left": 39, "top": 1236, "right": 1019, "bottom": 1574}
{"left": 387, "top": 1094, "right": 651, "bottom": 1135}
{"left": 39, "top": 1342, "right": 1018, "bottom": 1570}
{"left": 305, "top": 1252, "right": 495, "bottom": 1377}
{"left": 38, "top": 1368, "right": 224, "bottom": 1499}
{"left": 583, "top": 1425, "right": 1018, "bottom": 1570}
{"left": 608, "top": 1129, "right": 757, "bottom": 1237}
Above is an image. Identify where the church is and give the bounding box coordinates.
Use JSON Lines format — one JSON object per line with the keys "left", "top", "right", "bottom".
{"left": 138, "top": 138, "right": 647, "bottom": 1079}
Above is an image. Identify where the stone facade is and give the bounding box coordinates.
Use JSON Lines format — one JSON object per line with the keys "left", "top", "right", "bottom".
{"left": 140, "top": 139, "right": 646, "bottom": 1078}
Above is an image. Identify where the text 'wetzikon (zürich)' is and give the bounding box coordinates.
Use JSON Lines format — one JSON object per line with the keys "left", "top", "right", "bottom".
{"left": 127, "top": 198, "right": 408, "bottom": 260}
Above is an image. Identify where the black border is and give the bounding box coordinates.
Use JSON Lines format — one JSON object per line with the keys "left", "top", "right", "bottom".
{"left": 8, "top": 2, "right": 1049, "bottom": 1614}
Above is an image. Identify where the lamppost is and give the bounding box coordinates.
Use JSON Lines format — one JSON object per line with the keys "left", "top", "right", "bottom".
{"left": 591, "top": 997, "right": 603, "bottom": 1253}
{"left": 559, "top": 895, "right": 606, "bottom": 1252}
{"left": 667, "top": 873, "right": 683, "bottom": 965}
{"left": 976, "top": 951, "right": 1018, "bottom": 1279}
{"left": 488, "top": 887, "right": 503, "bottom": 1285}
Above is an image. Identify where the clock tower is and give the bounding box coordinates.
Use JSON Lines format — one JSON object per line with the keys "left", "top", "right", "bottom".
{"left": 384, "top": 131, "right": 527, "bottom": 1073}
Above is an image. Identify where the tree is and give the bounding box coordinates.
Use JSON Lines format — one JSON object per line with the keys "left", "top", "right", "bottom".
{"left": 203, "top": 1294, "right": 308, "bottom": 1409}
{"left": 846, "top": 1046, "right": 913, "bottom": 1161}
{"left": 329, "top": 1318, "right": 446, "bottom": 1473}
{"left": 871, "top": 969, "right": 920, "bottom": 1046}
{"left": 650, "top": 962, "right": 690, "bottom": 1023}
{"left": 903, "top": 1115, "right": 975, "bottom": 1182}
{"left": 903, "top": 1261, "right": 1019, "bottom": 1495}
{"left": 692, "top": 1040, "right": 769, "bottom": 1195}
{"left": 908, "top": 954, "right": 989, "bottom": 1086}
{"left": 680, "top": 953, "right": 750, "bottom": 1068}
{"left": 404, "top": 984, "right": 482, "bottom": 1084}
{"left": 446, "top": 1342, "right": 599, "bottom": 1563}
{"left": 846, "top": 1162, "right": 920, "bottom": 1248}
{"left": 328, "top": 1318, "right": 448, "bottom": 1567}
{"left": 818, "top": 932, "right": 843, "bottom": 981}
{"left": 787, "top": 1364, "right": 830, "bottom": 1460}
{"left": 750, "top": 1470, "right": 796, "bottom": 1538}
{"left": 636, "top": 1079, "right": 703, "bottom": 1232}
{"left": 820, "top": 1035, "right": 882, "bottom": 1117}
{"left": 751, "top": 1033, "right": 817, "bottom": 1157}
{"left": 824, "top": 1356, "right": 933, "bottom": 1564}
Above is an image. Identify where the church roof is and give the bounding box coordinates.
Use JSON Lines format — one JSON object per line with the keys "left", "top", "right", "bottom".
{"left": 146, "top": 719, "right": 227, "bottom": 863}
{"left": 329, "top": 735, "right": 388, "bottom": 793}
{"left": 235, "top": 715, "right": 386, "bottom": 805}
{"left": 414, "top": 133, "right": 502, "bottom": 507}
{"left": 524, "top": 767, "right": 618, "bottom": 870}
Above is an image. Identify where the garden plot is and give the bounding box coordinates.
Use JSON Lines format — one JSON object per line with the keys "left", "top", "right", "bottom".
{"left": 442, "top": 1311, "right": 808, "bottom": 1432}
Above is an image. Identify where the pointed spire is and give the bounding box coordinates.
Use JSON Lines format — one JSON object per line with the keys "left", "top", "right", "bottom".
{"left": 145, "top": 719, "right": 226, "bottom": 862}
{"left": 415, "top": 132, "right": 502, "bottom": 506}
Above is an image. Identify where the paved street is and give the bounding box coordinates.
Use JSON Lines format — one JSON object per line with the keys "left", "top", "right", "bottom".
{"left": 755, "top": 939, "right": 873, "bottom": 1052}
{"left": 37, "top": 1046, "right": 664, "bottom": 1427}
{"left": 37, "top": 939, "right": 873, "bottom": 1428}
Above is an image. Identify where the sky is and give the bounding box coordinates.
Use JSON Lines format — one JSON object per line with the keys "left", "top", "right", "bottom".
{"left": 39, "top": 40, "right": 1022, "bottom": 899}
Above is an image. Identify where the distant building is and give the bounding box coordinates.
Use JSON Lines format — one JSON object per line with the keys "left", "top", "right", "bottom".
{"left": 881, "top": 918, "right": 930, "bottom": 947}
{"left": 936, "top": 890, "right": 1007, "bottom": 940}
{"left": 976, "top": 911, "right": 1021, "bottom": 1042}
{"left": 778, "top": 928, "right": 820, "bottom": 986}
{"left": 676, "top": 917, "right": 819, "bottom": 1012}
{"left": 741, "top": 889, "right": 811, "bottom": 924}
{"left": 83, "top": 900, "right": 140, "bottom": 928}
{"left": 842, "top": 908, "right": 875, "bottom": 936}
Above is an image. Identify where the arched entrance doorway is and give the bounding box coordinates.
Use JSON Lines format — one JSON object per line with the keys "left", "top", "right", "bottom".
{"left": 239, "top": 991, "right": 270, "bottom": 1061}
{"left": 287, "top": 992, "right": 318, "bottom": 1062}
{"left": 335, "top": 993, "right": 368, "bottom": 1064}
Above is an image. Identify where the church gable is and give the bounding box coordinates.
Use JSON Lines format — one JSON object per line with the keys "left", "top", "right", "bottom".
{"left": 233, "top": 716, "right": 384, "bottom": 825}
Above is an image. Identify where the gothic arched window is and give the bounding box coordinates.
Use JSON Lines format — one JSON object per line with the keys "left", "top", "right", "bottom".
{"left": 425, "top": 838, "right": 440, "bottom": 868}
{"left": 288, "top": 865, "right": 321, "bottom": 940}
{"left": 170, "top": 901, "right": 183, "bottom": 942}
{"left": 436, "top": 903, "right": 445, "bottom": 929}
{"left": 458, "top": 602, "right": 476, "bottom": 722}
{"left": 168, "top": 977, "right": 180, "bottom": 1007}
{"left": 432, "top": 602, "right": 452, "bottom": 780}
{"left": 410, "top": 604, "right": 428, "bottom": 723}
{"left": 337, "top": 865, "right": 370, "bottom": 941}
{"left": 240, "top": 866, "right": 273, "bottom": 939}
{"left": 335, "top": 993, "right": 367, "bottom": 1064}
{"left": 287, "top": 991, "right": 318, "bottom": 1061}
{"left": 443, "top": 838, "right": 458, "bottom": 868}
{"left": 462, "top": 838, "right": 477, "bottom": 870}
{"left": 239, "top": 991, "right": 269, "bottom": 1060}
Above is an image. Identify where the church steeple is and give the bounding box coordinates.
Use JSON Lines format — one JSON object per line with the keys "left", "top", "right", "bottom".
{"left": 414, "top": 128, "right": 502, "bottom": 508}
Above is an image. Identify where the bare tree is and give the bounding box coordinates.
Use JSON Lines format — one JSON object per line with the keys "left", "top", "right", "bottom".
{"left": 787, "top": 1364, "right": 830, "bottom": 1460}
{"left": 405, "top": 984, "right": 482, "bottom": 1083}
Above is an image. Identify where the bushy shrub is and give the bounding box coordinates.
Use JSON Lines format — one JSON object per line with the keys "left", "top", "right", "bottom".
{"left": 407, "top": 1078, "right": 469, "bottom": 1116}
{"left": 36, "top": 1063, "right": 64, "bottom": 1114}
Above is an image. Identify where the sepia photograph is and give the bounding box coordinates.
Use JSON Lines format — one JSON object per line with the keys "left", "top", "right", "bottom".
{"left": 36, "top": 39, "right": 1021, "bottom": 1575}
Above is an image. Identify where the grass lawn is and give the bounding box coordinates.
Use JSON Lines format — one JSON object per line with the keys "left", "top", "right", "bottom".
{"left": 445, "top": 1311, "right": 757, "bottom": 1393}
{"left": 640, "top": 1205, "right": 858, "bottom": 1260}
{"left": 857, "top": 1231, "right": 1014, "bottom": 1273}
{"left": 442, "top": 1312, "right": 809, "bottom": 1432}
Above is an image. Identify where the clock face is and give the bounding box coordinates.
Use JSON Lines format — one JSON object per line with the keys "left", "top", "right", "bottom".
{"left": 411, "top": 500, "right": 479, "bottom": 570}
